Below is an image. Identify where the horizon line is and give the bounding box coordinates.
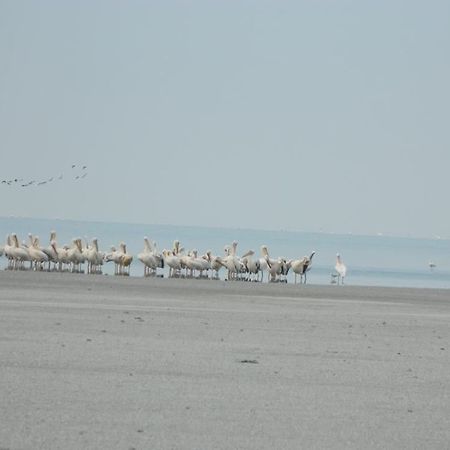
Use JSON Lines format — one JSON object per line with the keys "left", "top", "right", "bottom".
{"left": 0, "top": 215, "right": 447, "bottom": 242}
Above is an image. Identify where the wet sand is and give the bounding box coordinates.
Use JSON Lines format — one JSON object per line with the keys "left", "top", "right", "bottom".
{"left": 0, "top": 271, "right": 449, "bottom": 449}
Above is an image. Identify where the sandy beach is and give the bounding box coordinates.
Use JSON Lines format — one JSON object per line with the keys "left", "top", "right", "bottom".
{"left": 0, "top": 271, "right": 449, "bottom": 449}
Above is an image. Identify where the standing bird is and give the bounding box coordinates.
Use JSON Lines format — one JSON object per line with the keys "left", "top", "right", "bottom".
{"left": 138, "top": 237, "right": 164, "bottom": 276}
{"left": 203, "top": 250, "right": 223, "bottom": 279}
{"left": 241, "top": 250, "right": 261, "bottom": 282}
{"left": 260, "top": 245, "right": 286, "bottom": 283}
{"left": 221, "top": 242, "right": 243, "bottom": 281}
{"left": 289, "top": 252, "right": 315, "bottom": 284}
{"left": 334, "top": 253, "right": 347, "bottom": 285}
{"left": 27, "top": 234, "right": 49, "bottom": 270}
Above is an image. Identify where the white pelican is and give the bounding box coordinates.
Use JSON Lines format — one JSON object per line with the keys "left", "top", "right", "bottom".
{"left": 67, "top": 238, "right": 85, "bottom": 273}
{"left": 203, "top": 251, "right": 223, "bottom": 279}
{"left": 162, "top": 249, "right": 182, "bottom": 277}
{"left": 289, "top": 251, "right": 315, "bottom": 284}
{"left": 105, "top": 246, "right": 120, "bottom": 274}
{"left": 42, "top": 231, "right": 58, "bottom": 270}
{"left": 3, "top": 235, "right": 15, "bottom": 270}
{"left": 27, "top": 234, "right": 49, "bottom": 270}
{"left": 221, "top": 242, "right": 243, "bottom": 281}
{"left": 260, "top": 245, "right": 286, "bottom": 282}
{"left": 50, "top": 239, "right": 70, "bottom": 272}
{"left": 105, "top": 243, "right": 132, "bottom": 275}
{"left": 241, "top": 250, "right": 261, "bottom": 282}
{"left": 116, "top": 242, "right": 133, "bottom": 275}
{"left": 180, "top": 250, "right": 196, "bottom": 278}
{"left": 10, "top": 234, "right": 30, "bottom": 270}
{"left": 191, "top": 249, "right": 210, "bottom": 278}
{"left": 85, "top": 238, "right": 103, "bottom": 274}
{"left": 334, "top": 253, "right": 347, "bottom": 285}
{"left": 137, "top": 237, "right": 153, "bottom": 276}
{"left": 138, "top": 237, "right": 164, "bottom": 276}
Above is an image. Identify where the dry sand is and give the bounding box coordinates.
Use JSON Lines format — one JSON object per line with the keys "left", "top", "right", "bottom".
{"left": 0, "top": 271, "right": 449, "bottom": 449}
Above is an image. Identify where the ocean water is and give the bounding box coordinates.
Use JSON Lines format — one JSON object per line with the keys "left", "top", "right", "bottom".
{"left": 1, "top": 216, "right": 450, "bottom": 289}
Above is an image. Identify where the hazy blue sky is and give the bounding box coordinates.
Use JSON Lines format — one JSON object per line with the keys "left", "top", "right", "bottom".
{"left": 1, "top": 1, "right": 449, "bottom": 237}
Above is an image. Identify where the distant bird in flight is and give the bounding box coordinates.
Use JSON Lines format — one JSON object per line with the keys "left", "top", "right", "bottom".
{"left": 1, "top": 164, "right": 89, "bottom": 189}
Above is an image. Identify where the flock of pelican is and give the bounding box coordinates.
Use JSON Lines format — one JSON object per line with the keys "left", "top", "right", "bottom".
{"left": 0, "top": 231, "right": 344, "bottom": 284}
{"left": 1, "top": 164, "right": 88, "bottom": 188}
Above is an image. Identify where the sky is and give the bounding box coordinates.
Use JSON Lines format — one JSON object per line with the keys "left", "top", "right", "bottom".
{"left": 1, "top": 0, "right": 449, "bottom": 238}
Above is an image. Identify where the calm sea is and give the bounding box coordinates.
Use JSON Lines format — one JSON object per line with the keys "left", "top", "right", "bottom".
{"left": 1, "top": 216, "right": 450, "bottom": 289}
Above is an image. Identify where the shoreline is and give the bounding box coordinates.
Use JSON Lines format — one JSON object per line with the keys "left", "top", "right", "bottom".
{"left": 2, "top": 214, "right": 449, "bottom": 241}
{"left": 1, "top": 268, "right": 450, "bottom": 297}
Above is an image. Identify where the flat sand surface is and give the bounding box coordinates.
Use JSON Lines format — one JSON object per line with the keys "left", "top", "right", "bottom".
{"left": 1, "top": 271, "right": 449, "bottom": 450}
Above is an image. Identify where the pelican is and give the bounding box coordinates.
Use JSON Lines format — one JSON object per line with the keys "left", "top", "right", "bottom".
{"left": 10, "top": 234, "right": 30, "bottom": 270}
{"left": 3, "top": 235, "right": 15, "bottom": 270}
{"left": 241, "top": 250, "right": 261, "bottom": 282}
{"left": 191, "top": 249, "right": 210, "bottom": 278}
{"left": 67, "top": 238, "right": 85, "bottom": 273}
{"left": 50, "top": 240, "right": 70, "bottom": 271}
{"left": 105, "top": 246, "right": 121, "bottom": 274}
{"left": 289, "top": 251, "right": 315, "bottom": 284}
{"left": 221, "top": 242, "right": 243, "bottom": 281}
{"left": 203, "top": 250, "right": 223, "bottom": 279}
{"left": 180, "top": 250, "right": 196, "bottom": 278}
{"left": 260, "top": 245, "right": 286, "bottom": 282}
{"left": 162, "top": 249, "right": 182, "bottom": 277}
{"left": 138, "top": 237, "right": 164, "bottom": 276}
{"left": 289, "top": 257, "right": 307, "bottom": 284}
{"left": 105, "top": 243, "right": 132, "bottom": 275}
{"left": 137, "top": 237, "right": 154, "bottom": 276}
{"left": 119, "top": 243, "right": 133, "bottom": 275}
{"left": 85, "top": 238, "right": 103, "bottom": 274}
{"left": 334, "top": 253, "right": 347, "bottom": 285}
{"left": 27, "top": 234, "right": 49, "bottom": 270}
{"left": 42, "top": 231, "right": 58, "bottom": 270}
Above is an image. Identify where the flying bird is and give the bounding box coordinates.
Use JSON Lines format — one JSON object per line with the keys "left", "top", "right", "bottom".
{"left": 2, "top": 163, "right": 89, "bottom": 189}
